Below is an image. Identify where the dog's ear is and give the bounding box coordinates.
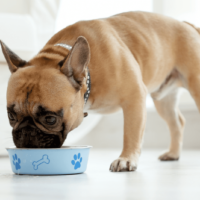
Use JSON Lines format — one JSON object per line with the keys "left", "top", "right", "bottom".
{"left": 0, "top": 40, "right": 27, "bottom": 73}
{"left": 60, "top": 36, "right": 90, "bottom": 90}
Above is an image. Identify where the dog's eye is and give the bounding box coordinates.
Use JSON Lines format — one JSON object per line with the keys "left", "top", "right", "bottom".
{"left": 8, "top": 112, "right": 15, "bottom": 121}
{"left": 45, "top": 116, "right": 57, "bottom": 125}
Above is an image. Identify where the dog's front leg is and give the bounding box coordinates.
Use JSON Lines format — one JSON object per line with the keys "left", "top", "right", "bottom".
{"left": 110, "top": 86, "right": 147, "bottom": 172}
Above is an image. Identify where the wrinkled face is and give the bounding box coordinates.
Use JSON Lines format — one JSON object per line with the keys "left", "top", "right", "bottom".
{"left": 1, "top": 36, "right": 90, "bottom": 148}
{"left": 7, "top": 67, "right": 82, "bottom": 148}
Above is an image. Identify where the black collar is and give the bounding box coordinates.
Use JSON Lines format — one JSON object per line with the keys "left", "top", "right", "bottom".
{"left": 54, "top": 43, "right": 91, "bottom": 104}
{"left": 84, "top": 71, "right": 91, "bottom": 104}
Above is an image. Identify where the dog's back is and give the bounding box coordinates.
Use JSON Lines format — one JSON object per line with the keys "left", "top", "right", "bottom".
{"left": 45, "top": 11, "right": 200, "bottom": 93}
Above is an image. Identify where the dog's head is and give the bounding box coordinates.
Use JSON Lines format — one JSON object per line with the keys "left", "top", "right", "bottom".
{"left": 1, "top": 37, "right": 90, "bottom": 148}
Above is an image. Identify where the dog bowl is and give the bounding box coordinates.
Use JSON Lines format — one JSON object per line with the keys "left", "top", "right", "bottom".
{"left": 6, "top": 146, "right": 92, "bottom": 175}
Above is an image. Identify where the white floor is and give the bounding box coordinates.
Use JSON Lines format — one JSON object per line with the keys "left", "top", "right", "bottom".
{"left": 1, "top": 149, "right": 200, "bottom": 200}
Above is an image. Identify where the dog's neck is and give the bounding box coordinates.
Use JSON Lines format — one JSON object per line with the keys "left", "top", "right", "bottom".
{"left": 54, "top": 43, "right": 91, "bottom": 104}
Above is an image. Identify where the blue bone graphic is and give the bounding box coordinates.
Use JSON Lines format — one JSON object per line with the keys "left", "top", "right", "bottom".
{"left": 32, "top": 155, "right": 50, "bottom": 170}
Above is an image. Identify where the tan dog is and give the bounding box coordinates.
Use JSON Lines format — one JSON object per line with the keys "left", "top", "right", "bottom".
{"left": 1, "top": 11, "right": 200, "bottom": 172}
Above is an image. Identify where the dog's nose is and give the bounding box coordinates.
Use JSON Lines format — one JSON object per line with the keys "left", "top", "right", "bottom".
{"left": 30, "top": 128, "right": 37, "bottom": 136}
{"left": 21, "top": 126, "right": 37, "bottom": 136}
{"left": 20, "top": 126, "right": 32, "bottom": 147}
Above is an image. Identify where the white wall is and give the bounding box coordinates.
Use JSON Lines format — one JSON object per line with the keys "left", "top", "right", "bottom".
{"left": 154, "top": 0, "right": 200, "bottom": 26}
{"left": 55, "top": 0, "right": 153, "bottom": 32}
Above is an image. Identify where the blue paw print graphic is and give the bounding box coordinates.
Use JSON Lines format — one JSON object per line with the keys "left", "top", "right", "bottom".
{"left": 12, "top": 154, "right": 21, "bottom": 170}
{"left": 71, "top": 153, "right": 82, "bottom": 170}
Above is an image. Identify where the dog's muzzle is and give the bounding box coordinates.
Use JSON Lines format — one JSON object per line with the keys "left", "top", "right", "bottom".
{"left": 12, "top": 117, "right": 61, "bottom": 148}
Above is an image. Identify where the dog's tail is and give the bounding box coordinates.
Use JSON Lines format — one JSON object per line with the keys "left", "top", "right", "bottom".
{"left": 184, "top": 21, "right": 200, "bottom": 35}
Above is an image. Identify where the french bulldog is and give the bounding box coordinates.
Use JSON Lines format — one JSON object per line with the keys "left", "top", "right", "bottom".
{"left": 1, "top": 11, "right": 200, "bottom": 172}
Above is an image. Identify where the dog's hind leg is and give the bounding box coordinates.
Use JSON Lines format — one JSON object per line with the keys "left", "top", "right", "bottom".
{"left": 152, "top": 88, "right": 185, "bottom": 161}
{"left": 187, "top": 75, "right": 200, "bottom": 111}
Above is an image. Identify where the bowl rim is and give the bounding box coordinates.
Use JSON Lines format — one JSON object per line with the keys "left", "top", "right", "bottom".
{"left": 6, "top": 145, "right": 92, "bottom": 150}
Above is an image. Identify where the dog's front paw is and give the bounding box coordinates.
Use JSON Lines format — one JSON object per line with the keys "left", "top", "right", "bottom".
{"left": 159, "top": 151, "right": 179, "bottom": 161}
{"left": 109, "top": 157, "right": 137, "bottom": 172}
